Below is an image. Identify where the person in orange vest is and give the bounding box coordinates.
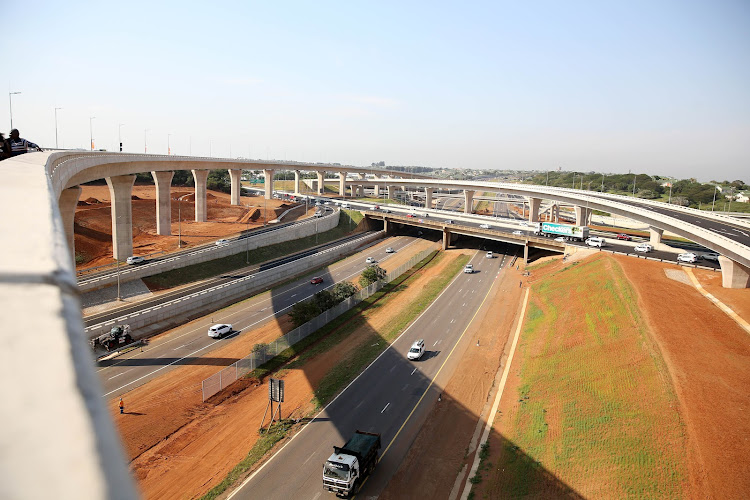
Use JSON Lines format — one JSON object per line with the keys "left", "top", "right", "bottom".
{"left": 119, "top": 398, "right": 124, "bottom": 414}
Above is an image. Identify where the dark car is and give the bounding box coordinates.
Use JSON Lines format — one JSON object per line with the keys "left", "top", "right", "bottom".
{"left": 616, "top": 233, "right": 632, "bottom": 241}
{"left": 310, "top": 277, "right": 324, "bottom": 284}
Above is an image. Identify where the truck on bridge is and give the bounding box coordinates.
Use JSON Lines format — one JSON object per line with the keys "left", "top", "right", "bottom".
{"left": 533, "top": 222, "right": 589, "bottom": 241}
{"left": 323, "top": 430, "right": 381, "bottom": 496}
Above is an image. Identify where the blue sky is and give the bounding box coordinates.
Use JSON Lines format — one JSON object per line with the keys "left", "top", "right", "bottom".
{"left": 3, "top": 0, "right": 748, "bottom": 181}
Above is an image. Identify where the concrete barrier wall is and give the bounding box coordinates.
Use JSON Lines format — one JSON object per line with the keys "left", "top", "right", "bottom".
{"left": 78, "top": 210, "right": 340, "bottom": 292}
{"left": 84, "top": 230, "right": 384, "bottom": 340}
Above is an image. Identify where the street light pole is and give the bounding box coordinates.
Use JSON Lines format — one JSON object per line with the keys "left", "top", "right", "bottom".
{"left": 168, "top": 134, "right": 172, "bottom": 155}
{"left": 118, "top": 123, "right": 124, "bottom": 152}
{"left": 144, "top": 129, "right": 148, "bottom": 153}
{"left": 89, "top": 116, "right": 96, "bottom": 150}
{"left": 668, "top": 180, "right": 673, "bottom": 205}
{"left": 9, "top": 91, "right": 21, "bottom": 129}
{"left": 712, "top": 186, "right": 718, "bottom": 211}
{"left": 632, "top": 174, "right": 637, "bottom": 196}
{"left": 54, "top": 107, "right": 62, "bottom": 148}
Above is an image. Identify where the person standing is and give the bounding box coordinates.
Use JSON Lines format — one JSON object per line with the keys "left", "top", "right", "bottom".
{"left": 8, "top": 129, "right": 42, "bottom": 156}
{"left": 118, "top": 398, "right": 124, "bottom": 415}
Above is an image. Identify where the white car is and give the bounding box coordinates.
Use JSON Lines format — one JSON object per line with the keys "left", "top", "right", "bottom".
{"left": 479, "top": 224, "right": 490, "bottom": 229}
{"left": 208, "top": 324, "right": 233, "bottom": 338}
{"left": 677, "top": 252, "right": 698, "bottom": 263}
{"left": 634, "top": 243, "right": 653, "bottom": 253}
{"left": 215, "top": 239, "right": 230, "bottom": 246}
{"left": 126, "top": 256, "right": 145, "bottom": 265}
{"left": 553, "top": 237, "right": 566, "bottom": 243}
{"left": 366, "top": 257, "right": 376, "bottom": 264}
{"left": 703, "top": 253, "right": 720, "bottom": 262}
{"left": 512, "top": 230, "right": 523, "bottom": 235}
{"left": 407, "top": 339, "right": 425, "bottom": 360}
{"left": 445, "top": 220, "right": 454, "bottom": 224}
{"left": 486, "top": 251, "right": 494, "bottom": 258}
{"left": 464, "top": 264, "right": 474, "bottom": 274}
{"left": 520, "top": 221, "right": 529, "bottom": 226}
{"left": 385, "top": 247, "right": 395, "bottom": 253}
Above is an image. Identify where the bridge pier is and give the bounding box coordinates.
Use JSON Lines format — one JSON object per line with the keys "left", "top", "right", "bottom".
{"left": 523, "top": 242, "right": 529, "bottom": 264}
{"left": 106, "top": 174, "right": 136, "bottom": 260}
{"left": 58, "top": 185, "right": 81, "bottom": 265}
{"left": 425, "top": 188, "right": 433, "bottom": 210}
{"left": 528, "top": 197, "right": 541, "bottom": 223}
{"left": 294, "top": 170, "right": 301, "bottom": 195}
{"left": 551, "top": 204, "right": 559, "bottom": 222}
{"left": 442, "top": 228, "right": 450, "bottom": 250}
{"left": 575, "top": 206, "right": 592, "bottom": 226}
{"left": 263, "top": 169, "right": 275, "bottom": 199}
{"left": 464, "top": 190, "right": 475, "bottom": 214}
{"left": 339, "top": 173, "right": 346, "bottom": 197}
{"left": 152, "top": 170, "right": 174, "bottom": 236}
{"left": 649, "top": 226, "right": 664, "bottom": 246}
{"left": 316, "top": 172, "right": 325, "bottom": 195}
{"left": 388, "top": 185, "right": 395, "bottom": 200}
{"left": 191, "top": 169, "right": 209, "bottom": 222}
{"left": 718, "top": 257, "right": 750, "bottom": 288}
{"left": 229, "top": 169, "right": 242, "bottom": 205}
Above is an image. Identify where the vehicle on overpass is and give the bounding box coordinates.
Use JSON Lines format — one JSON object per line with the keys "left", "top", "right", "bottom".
{"left": 464, "top": 264, "right": 474, "bottom": 274}
{"left": 323, "top": 430, "right": 381, "bottom": 496}
{"left": 126, "top": 256, "right": 145, "bottom": 265}
{"left": 310, "top": 276, "right": 324, "bottom": 284}
{"left": 533, "top": 222, "right": 589, "bottom": 241}
{"left": 616, "top": 233, "right": 633, "bottom": 241}
{"left": 703, "top": 253, "right": 720, "bottom": 262}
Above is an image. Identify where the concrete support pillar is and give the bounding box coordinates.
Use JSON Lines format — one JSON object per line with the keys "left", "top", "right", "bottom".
{"left": 294, "top": 170, "right": 301, "bottom": 195}
{"left": 152, "top": 170, "right": 174, "bottom": 236}
{"left": 718, "top": 256, "right": 750, "bottom": 289}
{"left": 373, "top": 184, "right": 380, "bottom": 197}
{"left": 551, "top": 204, "right": 559, "bottom": 223}
{"left": 575, "top": 206, "right": 592, "bottom": 226}
{"left": 528, "top": 197, "right": 541, "bottom": 223}
{"left": 387, "top": 185, "right": 394, "bottom": 200}
{"left": 358, "top": 185, "right": 365, "bottom": 197}
{"left": 339, "top": 173, "right": 346, "bottom": 198}
{"left": 649, "top": 226, "right": 664, "bottom": 246}
{"left": 191, "top": 169, "right": 209, "bottom": 222}
{"left": 442, "top": 229, "right": 450, "bottom": 250}
{"left": 316, "top": 171, "right": 325, "bottom": 195}
{"left": 229, "top": 169, "right": 242, "bottom": 205}
{"left": 524, "top": 243, "right": 529, "bottom": 264}
{"left": 263, "top": 169, "right": 275, "bottom": 200}
{"left": 464, "top": 190, "right": 475, "bottom": 214}
{"left": 105, "top": 174, "right": 136, "bottom": 260}
{"left": 383, "top": 218, "right": 390, "bottom": 234}
{"left": 425, "top": 188, "right": 433, "bottom": 210}
{"left": 58, "top": 185, "right": 81, "bottom": 263}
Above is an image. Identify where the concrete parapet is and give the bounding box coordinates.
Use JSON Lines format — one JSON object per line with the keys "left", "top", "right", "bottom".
{"left": 152, "top": 170, "right": 174, "bottom": 236}
{"left": 191, "top": 169, "right": 209, "bottom": 222}
{"left": 105, "top": 174, "right": 136, "bottom": 260}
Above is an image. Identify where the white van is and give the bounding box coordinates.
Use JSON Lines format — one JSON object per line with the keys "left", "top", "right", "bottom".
{"left": 585, "top": 237, "right": 606, "bottom": 248}
{"left": 341, "top": 203, "right": 350, "bottom": 209}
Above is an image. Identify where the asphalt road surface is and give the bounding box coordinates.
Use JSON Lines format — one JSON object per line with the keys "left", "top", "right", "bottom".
{"left": 229, "top": 247, "right": 513, "bottom": 500}
{"left": 95, "top": 235, "right": 430, "bottom": 398}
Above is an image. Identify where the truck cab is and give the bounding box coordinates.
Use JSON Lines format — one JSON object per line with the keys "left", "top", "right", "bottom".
{"left": 323, "top": 430, "right": 381, "bottom": 496}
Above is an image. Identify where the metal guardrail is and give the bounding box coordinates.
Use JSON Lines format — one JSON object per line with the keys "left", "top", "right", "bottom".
{"left": 201, "top": 246, "right": 436, "bottom": 401}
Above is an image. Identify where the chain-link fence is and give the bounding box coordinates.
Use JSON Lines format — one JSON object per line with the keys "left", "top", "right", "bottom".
{"left": 201, "top": 246, "right": 436, "bottom": 401}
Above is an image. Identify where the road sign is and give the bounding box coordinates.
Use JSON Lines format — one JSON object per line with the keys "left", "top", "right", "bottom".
{"left": 269, "top": 378, "right": 284, "bottom": 402}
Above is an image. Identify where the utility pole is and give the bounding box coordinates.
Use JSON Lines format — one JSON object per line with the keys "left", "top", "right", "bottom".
{"left": 54, "top": 107, "right": 63, "bottom": 148}
{"left": 9, "top": 91, "right": 21, "bottom": 129}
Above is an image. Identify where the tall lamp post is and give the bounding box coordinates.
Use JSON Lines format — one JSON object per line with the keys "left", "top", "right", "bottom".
{"left": 89, "top": 116, "right": 96, "bottom": 150}
{"left": 9, "top": 91, "right": 21, "bottom": 129}
{"left": 711, "top": 185, "right": 718, "bottom": 212}
{"left": 118, "top": 123, "right": 124, "bottom": 152}
{"left": 177, "top": 193, "right": 190, "bottom": 248}
{"left": 144, "top": 129, "right": 149, "bottom": 153}
{"left": 168, "top": 133, "right": 171, "bottom": 155}
{"left": 632, "top": 173, "right": 637, "bottom": 197}
{"left": 54, "top": 107, "right": 62, "bottom": 148}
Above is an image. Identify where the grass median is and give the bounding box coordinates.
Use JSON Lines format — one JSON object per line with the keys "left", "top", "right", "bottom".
{"left": 200, "top": 249, "right": 468, "bottom": 500}
{"left": 143, "top": 210, "right": 364, "bottom": 290}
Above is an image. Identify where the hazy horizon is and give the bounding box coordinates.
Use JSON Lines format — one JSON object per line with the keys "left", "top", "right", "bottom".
{"left": 3, "top": 1, "right": 748, "bottom": 183}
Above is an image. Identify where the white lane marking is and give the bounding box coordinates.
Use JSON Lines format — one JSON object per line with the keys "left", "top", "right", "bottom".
{"left": 390, "top": 365, "right": 396, "bottom": 373}
{"left": 381, "top": 403, "right": 390, "bottom": 414}
{"left": 303, "top": 452, "right": 317, "bottom": 466}
{"left": 433, "top": 340, "right": 439, "bottom": 346}
{"left": 108, "top": 373, "right": 125, "bottom": 380}
{"left": 462, "top": 303, "right": 466, "bottom": 307}
{"left": 451, "top": 319, "right": 455, "bottom": 324}
{"left": 402, "top": 384, "right": 410, "bottom": 392}
{"left": 311, "top": 492, "right": 321, "bottom": 500}
{"left": 173, "top": 344, "right": 188, "bottom": 350}
{"left": 410, "top": 367, "right": 417, "bottom": 375}
{"left": 291, "top": 294, "right": 297, "bottom": 298}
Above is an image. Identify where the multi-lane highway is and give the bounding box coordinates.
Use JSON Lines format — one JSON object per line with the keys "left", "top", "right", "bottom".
{"left": 96, "top": 235, "right": 434, "bottom": 398}
{"left": 229, "top": 246, "right": 513, "bottom": 499}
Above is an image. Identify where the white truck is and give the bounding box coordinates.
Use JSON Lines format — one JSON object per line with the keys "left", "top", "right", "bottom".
{"left": 323, "top": 430, "right": 381, "bottom": 496}
{"left": 533, "top": 222, "right": 589, "bottom": 241}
